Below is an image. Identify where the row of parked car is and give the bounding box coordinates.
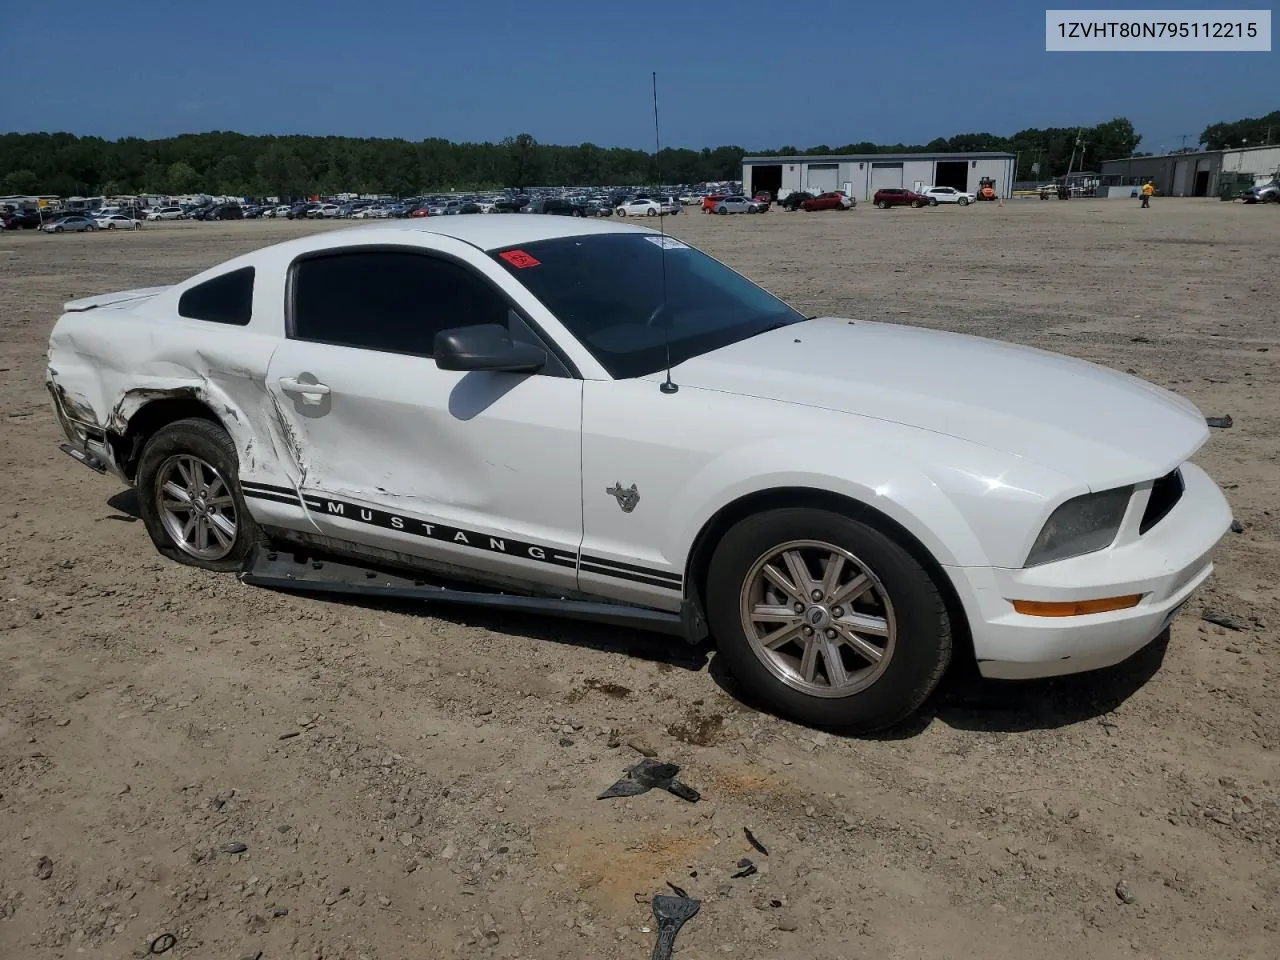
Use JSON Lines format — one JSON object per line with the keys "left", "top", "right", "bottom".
{"left": 0, "top": 210, "right": 145, "bottom": 233}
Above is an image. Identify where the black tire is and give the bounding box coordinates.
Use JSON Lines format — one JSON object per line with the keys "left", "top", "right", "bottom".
{"left": 910, "top": 200, "right": 924, "bottom": 208}
{"left": 875, "top": 200, "right": 888, "bottom": 209}
{"left": 958, "top": 197, "right": 969, "bottom": 206}
{"left": 54, "top": 226, "right": 63, "bottom": 232}
{"left": 135, "top": 418, "right": 263, "bottom": 572}
{"left": 705, "top": 507, "right": 952, "bottom": 731}
{"left": 646, "top": 208, "right": 657, "bottom": 216}
{"left": 107, "top": 222, "right": 116, "bottom": 229}
{"left": 929, "top": 198, "right": 938, "bottom": 206}
{"left": 717, "top": 207, "right": 727, "bottom": 215}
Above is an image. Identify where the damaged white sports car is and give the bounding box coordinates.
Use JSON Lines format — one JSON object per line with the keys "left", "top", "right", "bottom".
{"left": 47, "top": 216, "right": 1232, "bottom": 730}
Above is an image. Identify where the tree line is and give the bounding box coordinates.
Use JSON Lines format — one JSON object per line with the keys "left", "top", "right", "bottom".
{"left": 1, "top": 112, "right": 1265, "bottom": 199}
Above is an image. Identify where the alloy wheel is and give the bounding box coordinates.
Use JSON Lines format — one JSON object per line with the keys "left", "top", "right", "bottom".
{"left": 154, "top": 454, "right": 238, "bottom": 561}
{"left": 739, "top": 540, "right": 896, "bottom": 698}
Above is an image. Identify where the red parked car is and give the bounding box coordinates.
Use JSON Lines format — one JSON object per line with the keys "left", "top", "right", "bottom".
{"left": 751, "top": 192, "right": 773, "bottom": 210}
{"left": 873, "top": 188, "right": 929, "bottom": 209}
{"left": 800, "top": 191, "right": 855, "bottom": 211}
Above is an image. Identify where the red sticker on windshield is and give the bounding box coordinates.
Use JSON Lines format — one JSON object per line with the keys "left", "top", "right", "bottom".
{"left": 500, "top": 249, "right": 540, "bottom": 269}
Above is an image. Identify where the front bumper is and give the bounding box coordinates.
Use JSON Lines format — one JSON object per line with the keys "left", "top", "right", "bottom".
{"left": 947, "top": 462, "right": 1232, "bottom": 680}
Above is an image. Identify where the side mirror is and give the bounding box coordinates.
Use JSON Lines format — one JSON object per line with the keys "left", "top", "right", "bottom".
{"left": 433, "top": 323, "right": 546, "bottom": 373}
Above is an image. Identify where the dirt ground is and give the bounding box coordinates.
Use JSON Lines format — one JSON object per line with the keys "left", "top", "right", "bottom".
{"left": 1, "top": 200, "right": 1277, "bottom": 960}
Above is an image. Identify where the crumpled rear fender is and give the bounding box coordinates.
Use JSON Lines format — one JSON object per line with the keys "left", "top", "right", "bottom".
{"left": 46, "top": 313, "right": 295, "bottom": 483}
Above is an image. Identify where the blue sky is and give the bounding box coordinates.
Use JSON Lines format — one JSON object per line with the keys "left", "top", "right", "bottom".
{"left": 2, "top": 0, "right": 1275, "bottom": 152}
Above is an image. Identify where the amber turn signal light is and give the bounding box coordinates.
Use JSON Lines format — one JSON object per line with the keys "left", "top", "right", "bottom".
{"left": 1011, "top": 595, "right": 1143, "bottom": 617}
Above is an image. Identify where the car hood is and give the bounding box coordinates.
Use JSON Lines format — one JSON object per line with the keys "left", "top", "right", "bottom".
{"left": 665, "top": 317, "right": 1208, "bottom": 486}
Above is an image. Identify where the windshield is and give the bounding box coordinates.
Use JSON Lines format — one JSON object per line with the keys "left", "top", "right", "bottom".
{"left": 490, "top": 233, "right": 804, "bottom": 378}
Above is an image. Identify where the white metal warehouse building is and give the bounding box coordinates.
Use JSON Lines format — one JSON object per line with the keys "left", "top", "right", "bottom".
{"left": 742, "top": 152, "right": 1017, "bottom": 201}
{"left": 1098, "top": 143, "right": 1280, "bottom": 197}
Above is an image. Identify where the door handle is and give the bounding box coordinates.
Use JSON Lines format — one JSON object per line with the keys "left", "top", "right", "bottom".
{"left": 279, "top": 377, "right": 331, "bottom": 402}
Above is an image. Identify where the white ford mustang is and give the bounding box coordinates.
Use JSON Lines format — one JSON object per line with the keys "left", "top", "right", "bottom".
{"left": 45, "top": 215, "right": 1232, "bottom": 731}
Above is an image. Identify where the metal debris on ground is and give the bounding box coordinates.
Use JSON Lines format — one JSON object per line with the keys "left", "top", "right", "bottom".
{"left": 1205, "top": 415, "right": 1233, "bottom": 429}
{"left": 666, "top": 881, "right": 690, "bottom": 898}
{"left": 743, "top": 827, "right": 768, "bottom": 855}
{"left": 1202, "top": 611, "right": 1247, "bottom": 631}
{"left": 650, "top": 893, "right": 701, "bottom": 960}
{"left": 597, "top": 758, "right": 701, "bottom": 803}
{"left": 731, "top": 858, "right": 757, "bottom": 879}
{"left": 221, "top": 841, "right": 249, "bottom": 854}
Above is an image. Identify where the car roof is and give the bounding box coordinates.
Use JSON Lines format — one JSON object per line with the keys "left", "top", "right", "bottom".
{"left": 346, "top": 214, "right": 658, "bottom": 252}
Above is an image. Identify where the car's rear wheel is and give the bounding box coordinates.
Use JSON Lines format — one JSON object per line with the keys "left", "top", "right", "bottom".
{"left": 706, "top": 507, "right": 951, "bottom": 731}
{"left": 135, "top": 418, "right": 262, "bottom": 572}
{"left": 876, "top": 200, "right": 888, "bottom": 209}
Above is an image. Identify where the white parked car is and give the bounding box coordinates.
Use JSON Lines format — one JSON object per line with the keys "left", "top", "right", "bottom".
{"left": 94, "top": 214, "right": 142, "bottom": 230}
{"left": 711, "top": 196, "right": 754, "bottom": 214}
{"left": 615, "top": 199, "right": 665, "bottom": 217}
{"left": 921, "top": 186, "right": 976, "bottom": 206}
{"left": 44, "top": 216, "right": 1232, "bottom": 731}
{"left": 309, "top": 203, "right": 341, "bottom": 219}
{"left": 146, "top": 206, "right": 185, "bottom": 221}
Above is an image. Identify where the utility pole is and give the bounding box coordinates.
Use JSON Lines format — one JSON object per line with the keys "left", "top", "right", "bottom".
{"left": 1177, "top": 133, "right": 1192, "bottom": 152}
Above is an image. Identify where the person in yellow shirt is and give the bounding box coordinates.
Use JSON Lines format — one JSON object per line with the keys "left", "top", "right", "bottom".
{"left": 1141, "top": 180, "right": 1154, "bottom": 208}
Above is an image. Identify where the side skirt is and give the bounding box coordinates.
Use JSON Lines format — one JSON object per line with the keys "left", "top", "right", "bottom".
{"left": 240, "top": 546, "right": 700, "bottom": 639}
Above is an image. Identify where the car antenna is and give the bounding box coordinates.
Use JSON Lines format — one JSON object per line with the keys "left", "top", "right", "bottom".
{"left": 653, "top": 71, "right": 678, "bottom": 395}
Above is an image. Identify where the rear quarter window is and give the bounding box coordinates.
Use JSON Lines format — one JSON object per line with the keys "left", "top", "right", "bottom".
{"left": 177, "top": 266, "right": 255, "bottom": 326}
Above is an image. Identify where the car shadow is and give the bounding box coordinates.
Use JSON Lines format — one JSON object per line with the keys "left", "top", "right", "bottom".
{"left": 276, "top": 589, "right": 712, "bottom": 672}
{"left": 106, "top": 488, "right": 141, "bottom": 521}
{"left": 705, "top": 630, "right": 1171, "bottom": 739}
{"left": 873, "top": 629, "right": 1172, "bottom": 739}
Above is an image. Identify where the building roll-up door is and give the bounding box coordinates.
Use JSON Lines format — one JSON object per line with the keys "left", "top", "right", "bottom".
{"left": 805, "top": 163, "right": 839, "bottom": 193}
{"left": 870, "top": 162, "right": 904, "bottom": 191}
{"left": 1172, "top": 160, "right": 1190, "bottom": 196}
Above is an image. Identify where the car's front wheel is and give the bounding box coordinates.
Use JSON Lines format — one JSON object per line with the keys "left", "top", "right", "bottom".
{"left": 958, "top": 197, "right": 969, "bottom": 206}
{"left": 706, "top": 507, "right": 952, "bottom": 732}
{"left": 135, "top": 418, "right": 262, "bottom": 572}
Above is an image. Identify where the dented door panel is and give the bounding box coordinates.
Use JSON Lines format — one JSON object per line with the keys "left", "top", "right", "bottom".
{"left": 264, "top": 339, "right": 583, "bottom": 589}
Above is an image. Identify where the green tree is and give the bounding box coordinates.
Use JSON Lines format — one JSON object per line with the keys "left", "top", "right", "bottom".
{"left": 166, "top": 161, "right": 200, "bottom": 194}
{"left": 1, "top": 168, "right": 38, "bottom": 194}
{"left": 502, "top": 133, "right": 542, "bottom": 189}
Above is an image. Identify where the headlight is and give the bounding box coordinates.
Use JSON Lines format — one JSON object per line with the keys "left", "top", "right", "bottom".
{"left": 1025, "top": 486, "right": 1133, "bottom": 567}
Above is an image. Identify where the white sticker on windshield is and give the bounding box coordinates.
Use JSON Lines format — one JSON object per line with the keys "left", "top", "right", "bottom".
{"left": 643, "top": 235, "right": 689, "bottom": 250}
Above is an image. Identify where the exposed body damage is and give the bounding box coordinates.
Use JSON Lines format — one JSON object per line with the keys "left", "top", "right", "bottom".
{"left": 45, "top": 215, "right": 1232, "bottom": 732}
{"left": 49, "top": 325, "right": 304, "bottom": 491}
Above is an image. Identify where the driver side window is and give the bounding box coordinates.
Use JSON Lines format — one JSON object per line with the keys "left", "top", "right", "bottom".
{"left": 291, "top": 250, "right": 507, "bottom": 357}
